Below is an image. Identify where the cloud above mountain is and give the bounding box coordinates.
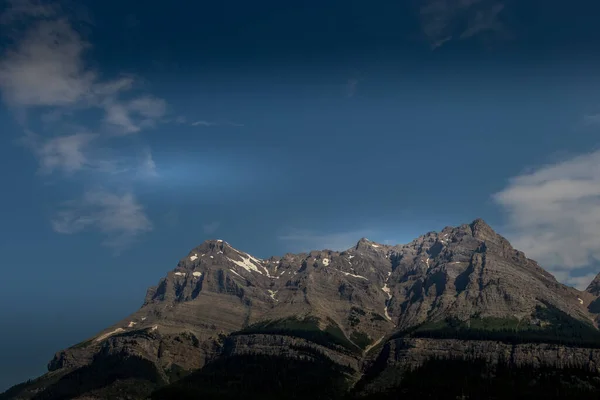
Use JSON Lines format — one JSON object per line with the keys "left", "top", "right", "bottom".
{"left": 494, "top": 150, "right": 600, "bottom": 288}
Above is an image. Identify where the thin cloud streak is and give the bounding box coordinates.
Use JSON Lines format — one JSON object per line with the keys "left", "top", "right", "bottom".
{"left": 191, "top": 120, "right": 244, "bottom": 127}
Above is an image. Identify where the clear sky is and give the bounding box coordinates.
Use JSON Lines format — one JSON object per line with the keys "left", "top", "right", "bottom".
{"left": 2, "top": 0, "right": 600, "bottom": 391}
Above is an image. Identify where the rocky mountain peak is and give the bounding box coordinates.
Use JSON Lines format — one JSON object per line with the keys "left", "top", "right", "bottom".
{"left": 354, "top": 237, "right": 385, "bottom": 252}
{"left": 192, "top": 239, "right": 228, "bottom": 252}
{"left": 469, "top": 218, "right": 497, "bottom": 240}
{"left": 587, "top": 273, "right": 600, "bottom": 296}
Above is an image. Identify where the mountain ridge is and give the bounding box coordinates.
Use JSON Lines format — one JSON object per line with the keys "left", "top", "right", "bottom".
{"left": 5, "top": 218, "right": 600, "bottom": 400}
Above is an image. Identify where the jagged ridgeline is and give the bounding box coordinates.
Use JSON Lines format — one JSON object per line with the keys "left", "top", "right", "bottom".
{"left": 5, "top": 219, "right": 600, "bottom": 400}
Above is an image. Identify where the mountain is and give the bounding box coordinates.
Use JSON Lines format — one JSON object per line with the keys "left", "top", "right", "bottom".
{"left": 5, "top": 219, "right": 600, "bottom": 400}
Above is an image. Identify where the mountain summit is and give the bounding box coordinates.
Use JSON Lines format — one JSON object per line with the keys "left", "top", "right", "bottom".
{"left": 5, "top": 219, "right": 600, "bottom": 400}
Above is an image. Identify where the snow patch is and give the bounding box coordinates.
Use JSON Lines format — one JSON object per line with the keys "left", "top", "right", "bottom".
{"left": 95, "top": 328, "right": 125, "bottom": 342}
{"left": 174, "top": 272, "right": 186, "bottom": 277}
{"left": 217, "top": 251, "right": 223, "bottom": 254}
{"left": 268, "top": 290, "right": 278, "bottom": 301}
{"left": 228, "top": 255, "right": 263, "bottom": 274}
{"left": 141, "top": 317, "right": 147, "bottom": 321}
{"left": 578, "top": 297, "right": 584, "bottom": 305}
{"left": 261, "top": 264, "right": 274, "bottom": 278}
{"left": 341, "top": 271, "right": 368, "bottom": 280}
{"left": 348, "top": 255, "right": 355, "bottom": 260}
{"left": 190, "top": 254, "right": 198, "bottom": 261}
{"left": 381, "top": 283, "right": 392, "bottom": 299}
{"left": 127, "top": 321, "right": 137, "bottom": 328}
{"left": 229, "top": 269, "right": 244, "bottom": 279}
{"left": 192, "top": 271, "right": 202, "bottom": 277}
{"left": 382, "top": 271, "right": 393, "bottom": 321}
{"left": 322, "top": 258, "right": 330, "bottom": 266}
{"left": 371, "top": 244, "right": 380, "bottom": 248}
{"left": 151, "top": 325, "right": 158, "bottom": 331}
{"left": 210, "top": 255, "right": 214, "bottom": 259}
{"left": 384, "top": 307, "right": 392, "bottom": 321}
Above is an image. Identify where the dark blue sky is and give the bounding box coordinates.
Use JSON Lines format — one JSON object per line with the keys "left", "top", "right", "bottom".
{"left": 2, "top": 0, "right": 600, "bottom": 391}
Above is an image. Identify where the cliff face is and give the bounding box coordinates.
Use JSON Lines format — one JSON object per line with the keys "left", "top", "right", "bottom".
{"left": 5, "top": 219, "right": 600, "bottom": 400}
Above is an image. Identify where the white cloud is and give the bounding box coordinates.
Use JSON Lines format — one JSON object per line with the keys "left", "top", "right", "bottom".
{"left": 190, "top": 120, "right": 243, "bottom": 127}
{"left": 103, "top": 101, "right": 140, "bottom": 133}
{"left": 419, "top": 0, "right": 507, "bottom": 49}
{"left": 493, "top": 150, "right": 600, "bottom": 287}
{"left": 103, "top": 96, "right": 167, "bottom": 134}
{"left": 0, "top": 5, "right": 167, "bottom": 131}
{"left": 52, "top": 189, "right": 153, "bottom": 248}
{"left": 0, "top": 18, "right": 95, "bottom": 107}
{"left": 21, "top": 131, "right": 98, "bottom": 175}
{"left": 138, "top": 147, "right": 158, "bottom": 178}
{"left": 191, "top": 120, "right": 218, "bottom": 127}
{"left": 203, "top": 221, "right": 221, "bottom": 234}
{"left": 278, "top": 229, "right": 375, "bottom": 253}
{"left": 128, "top": 96, "right": 166, "bottom": 119}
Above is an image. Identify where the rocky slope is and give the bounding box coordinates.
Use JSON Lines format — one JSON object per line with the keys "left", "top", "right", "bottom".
{"left": 4, "top": 219, "right": 600, "bottom": 399}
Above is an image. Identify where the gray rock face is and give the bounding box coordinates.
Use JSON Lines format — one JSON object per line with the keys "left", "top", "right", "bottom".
{"left": 6, "top": 219, "right": 600, "bottom": 399}
{"left": 358, "top": 337, "right": 600, "bottom": 394}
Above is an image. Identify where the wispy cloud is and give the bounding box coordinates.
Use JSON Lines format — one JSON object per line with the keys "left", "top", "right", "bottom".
{"left": 0, "top": 18, "right": 96, "bottom": 107}
{"left": 346, "top": 78, "right": 359, "bottom": 98}
{"left": 0, "top": 3, "right": 167, "bottom": 129}
{"left": 20, "top": 130, "right": 98, "bottom": 175}
{"left": 278, "top": 228, "right": 375, "bottom": 253}
{"left": 203, "top": 221, "right": 221, "bottom": 235}
{"left": 191, "top": 120, "right": 243, "bottom": 127}
{"left": 459, "top": 2, "right": 505, "bottom": 40}
{"left": 138, "top": 147, "right": 158, "bottom": 178}
{"left": 493, "top": 150, "right": 600, "bottom": 288}
{"left": 419, "top": 0, "right": 508, "bottom": 49}
{"left": 102, "top": 96, "right": 167, "bottom": 134}
{"left": 583, "top": 114, "right": 600, "bottom": 126}
{"left": 191, "top": 120, "right": 218, "bottom": 127}
{"left": 52, "top": 189, "right": 153, "bottom": 249}
{"left": 0, "top": 1, "right": 165, "bottom": 250}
